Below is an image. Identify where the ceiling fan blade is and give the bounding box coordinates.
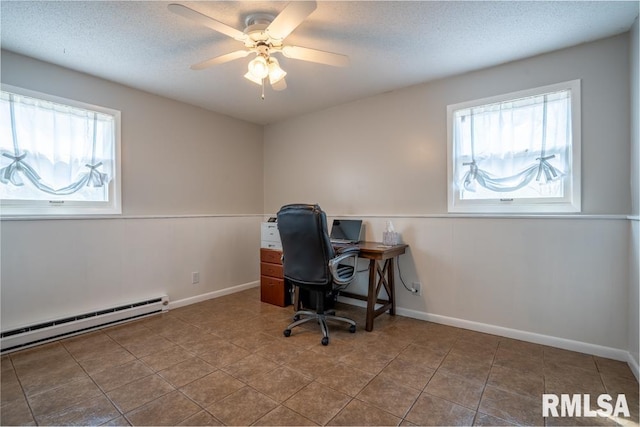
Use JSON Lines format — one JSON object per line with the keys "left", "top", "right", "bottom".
{"left": 190, "top": 50, "right": 251, "bottom": 70}
{"left": 282, "top": 46, "right": 350, "bottom": 67}
{"left": 266, "top": 1, "right": 317, "bottom": 41}
{"left": 168, "top": 3, "right": 247, "bottom": 42}
{"left": 271, "top": 77, "right": 287, "bottom": 91}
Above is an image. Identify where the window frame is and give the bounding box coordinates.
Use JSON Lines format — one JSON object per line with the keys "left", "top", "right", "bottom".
{"left": 0, "top": 84, "right": 122, "bottom": 217}
{"left": 446, "top": 80, "right": 581, "bottom": 214}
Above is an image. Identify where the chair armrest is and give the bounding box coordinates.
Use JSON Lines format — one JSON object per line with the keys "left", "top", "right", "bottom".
{"left": 329, "top": 250, "right": 359, "bottom": 286}
{"left": 336, "top": 245, "right": 359, "bottom": 255}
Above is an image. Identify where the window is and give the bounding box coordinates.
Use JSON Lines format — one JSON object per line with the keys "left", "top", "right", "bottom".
{"left": 0, "top": 85, "right": 121, "bottom": 216}
{"left": 447, "top": 80, "right": 581, "bottom": 213}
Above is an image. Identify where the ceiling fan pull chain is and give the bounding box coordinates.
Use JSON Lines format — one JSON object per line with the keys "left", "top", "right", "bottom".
{"left": 261, "top": 79, "right": 265, "bottom": 100}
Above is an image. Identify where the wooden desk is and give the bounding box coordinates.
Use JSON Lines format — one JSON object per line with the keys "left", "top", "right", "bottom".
{"left": 339, "top": 242, "right": 408, "bottom": 332}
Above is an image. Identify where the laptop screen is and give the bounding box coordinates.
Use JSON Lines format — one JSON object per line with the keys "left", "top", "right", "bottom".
{"left": 330, "top": 219, "right": 363, "bottom": 242}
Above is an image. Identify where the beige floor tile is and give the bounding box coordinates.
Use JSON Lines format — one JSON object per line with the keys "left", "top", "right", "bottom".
{"left": 395, "top": 343, "right": 448, "bottom": 370}
{"left": 378, "top": 357, "right": 435, "bottom": 391}
{"left": 1, "top": 355, "right": 14, "bottom": 373}
{"left": 18, "top": 363, "right": 89, "bottom": 398}
{"left": 256, "top": 338, "right": 308, "bottom": 365}
{"left": 544, "top": 369, "right": 607, "bottom": 396}
{"left": 62, "top": 331, "right": 121, "bottom": 360}
{"left": 284, "top": 349, "right": 340, "bottom": 379}
{"left": 177, "top": 410, "right": 223, "bottom": 426}
{"left": 139, "top": 345, "right": 195, "bottom": 371}
{"left": 472, "top": 412, "right": 513, "bottom": 426}
{"left": 497, "top": 338, "right": 545, "bottom": 357}
{"left": 248, "top": 366, "right": 312, "bottom": 402}
{"left": 103, "top": 322, "right": 153, "bottom": 346}
{"left": 221, "top": 353, "right": 279, "bottom": 383}
{"left": 157, "top": 357, "right": 215, "bottom": 387}
{"left": 424, "top": 370, "right": 485, "bottom": 410}
{"left": 76, "top": 347, "right": 137, "bottom": 375}
{"left": 544, "top": 347, "right": 598, "bottom": 372}
{"left": 594, "top": 357, "right": 637, "bottom": 379}
{"left": 6, "top": 289, "right": 638, "bottom": 427}
{"left": 10, "top": 342, "right": 69, "bottom": 371}
{"left": 315, "top": 363, "right": 376, "bottom": 397}
{"left": 120, "top": 334, "right": 176, "bottom": 359}
{"left": 177, "top": 334, "right": 227, "bottom": 355}
{"left": 231, "top": 331, "right": 277, "bottom": 351}
{"left": 328, "top": 398, "right": 402, "bottom": 426}
{"left": 255, "top": 404, "right": 319, "bottom": 426}
{"left": 493, "top": 346, "right": 545, "bottom": 375}
{"left": 179, "top": 370, "right": 243, "bottom": 407}
{"left": 439, "top": 351, "right": 492, "bottom": 383}
{"left": 545, "top": 414, "right": 619, "bottom": 426}
{"left": 284, "top": 381, "right": 352, "bottom": 425}
{"left": 355, "top": 375, "right": 421, "bottom": 418}
{"left": 106, "top": 374, "right": 174, "bottom": 413}
{"left": 90, "top": 359, "right": 154, "bottom": 392}
{"left": 339, "top": 346, "right": 396, "bottom": 375}
{"left": 487, "top": 364, "right": 544, "bottom": 398}
{"left": 1, "top": 369, "right": 25, "bottom": 406}
{"left": 405, "top": 392, "right": 476, "bottom": 426}
{"left": 449, "top": 340, "right": 497, "bottom": 364}
{"left": 0, "top": 396, "right": 36, "bottom": 426}
{"left": 36, "top": 394, "right": 120, "bottom": 426}
{"left": 195, "top": 340, "right": 251, "bottom": 368}
{"left": 600, "top": 372, "right": 640, "bottom": 399}
{"left": 101, "top": 415, "right": 131, "bottom": 426}
{"left": 125, "top": 390, "right": 201, "bottom": 426}
{"left": 27, "top": 375, "right": 103, "bottom": 419}
{"left": 206, "top": 386, "right": 278, "bottom": 426}
{"left": 478, "top": 384, "right": 543, "bottom": 426}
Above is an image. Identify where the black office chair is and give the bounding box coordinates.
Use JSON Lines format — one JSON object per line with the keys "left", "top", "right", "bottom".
{"left": 277, "top": 204, "right": 358, "bottom": 345}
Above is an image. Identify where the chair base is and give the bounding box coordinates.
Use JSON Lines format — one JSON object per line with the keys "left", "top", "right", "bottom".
{"left": 283, "top": 310, "right": 356, "bottom": 345}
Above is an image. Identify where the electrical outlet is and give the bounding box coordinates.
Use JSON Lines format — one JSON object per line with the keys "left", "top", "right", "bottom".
{"left": 191, "top": 271, "right": 200, "bottom": 285}
{"left": 411, "top": 282, "right": 422, "bottom": 296}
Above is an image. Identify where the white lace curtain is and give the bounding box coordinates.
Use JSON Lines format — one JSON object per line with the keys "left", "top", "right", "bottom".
{"left": 453, "top": 90, "right": 571, "bottom": 197}
{"left": 0, "top": 91, "right": 114, "bottom": 200}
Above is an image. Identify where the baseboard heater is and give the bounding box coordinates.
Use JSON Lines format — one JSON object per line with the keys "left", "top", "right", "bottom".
{"left": 0, "top": 296, "right": 169, "bottom": 354}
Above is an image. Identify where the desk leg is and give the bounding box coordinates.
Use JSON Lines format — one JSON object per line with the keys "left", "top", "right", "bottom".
{"left": 365, "top": 259, "right": 377, "bottom": 332}
{"left": 388, "top": 257, "right": 396, "bottom": 316}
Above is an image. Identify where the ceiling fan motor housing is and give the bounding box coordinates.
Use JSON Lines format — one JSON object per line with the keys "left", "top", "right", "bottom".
{"left": 244, "top": 13, "right": 280, "bottom": 46}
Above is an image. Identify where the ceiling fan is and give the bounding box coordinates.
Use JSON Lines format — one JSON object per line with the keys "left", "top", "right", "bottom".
{"left": 168, "top": 1, "right": 349, "bottom": 97}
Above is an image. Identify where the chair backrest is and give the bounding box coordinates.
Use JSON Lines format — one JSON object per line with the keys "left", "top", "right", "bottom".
{"left": 276, "top": 204, "right": 336, "bottom": 287}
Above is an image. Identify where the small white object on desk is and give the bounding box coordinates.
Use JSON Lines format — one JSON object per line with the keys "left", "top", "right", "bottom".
{"left": 382, "top": 220, "right": 399, "bottom": 246}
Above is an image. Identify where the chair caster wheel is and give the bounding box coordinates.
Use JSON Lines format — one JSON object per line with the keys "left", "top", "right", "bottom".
{"left": 349, "top": 325, "right": 356, "bottom": 333}
{"left": 283, "top": 329, "right": 291, "bottom": 337}
{"left": 293, "top": 315, "right": 300, "bottom": 321}
{"left": 321, "top": 337, "right": 329, "bottom": 346}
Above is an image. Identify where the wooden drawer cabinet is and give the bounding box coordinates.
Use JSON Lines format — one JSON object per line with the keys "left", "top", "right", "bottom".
{"left": 260, "top": 248, "right": 290, "bottom": 307}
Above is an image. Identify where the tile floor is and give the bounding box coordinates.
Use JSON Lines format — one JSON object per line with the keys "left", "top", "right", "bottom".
{"left": 1, "top": 287, "right": 638, "bottom": 426}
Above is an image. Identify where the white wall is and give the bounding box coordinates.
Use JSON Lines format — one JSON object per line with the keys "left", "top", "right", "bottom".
{"left": 0, "top": 51, "right": 264, "bottom": 329}
{"left": 628, "top": 17, "right": 639, "bottom": 372}
{"left": 264, "top": 35, "right": 633, "bottom": 358}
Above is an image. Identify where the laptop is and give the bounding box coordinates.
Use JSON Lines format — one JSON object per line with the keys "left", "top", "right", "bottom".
{"left": 329, "top": 219, "right": 364, "bottom": 244}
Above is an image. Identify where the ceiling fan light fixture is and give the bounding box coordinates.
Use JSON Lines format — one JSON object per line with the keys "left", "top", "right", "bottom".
{"left": 243, "top": 71, "right": 263, "bottom": 85}
{"left": 267, "top": 57, "right": 287, "bottom": 84}
{"left": 248, "top": 55, "right": 269, "bottom": 79}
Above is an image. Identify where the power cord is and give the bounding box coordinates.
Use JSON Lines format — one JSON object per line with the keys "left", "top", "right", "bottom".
{"left": 396, "top": 255, "right": 417, "bottom": 293}
{"left": 355, "top": 255, "right": 417, "bottom": 294}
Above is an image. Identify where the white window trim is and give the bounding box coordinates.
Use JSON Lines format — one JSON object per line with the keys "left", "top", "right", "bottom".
{"left": 0, "top": 84, "right": 122, "bottom": 217}
{"left": 446, "top": 80, "right": 581, "bottom": 214}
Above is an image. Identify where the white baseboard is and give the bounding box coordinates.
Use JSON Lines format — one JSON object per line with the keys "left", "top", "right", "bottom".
{"left": 338, "top": 296, "right": 638, "bottom": 379}
{"left": 627, "top": 352, "right": 640, "bottom": 382}
{"left": 169, "top": 281, "right": 259, "bottom": 310}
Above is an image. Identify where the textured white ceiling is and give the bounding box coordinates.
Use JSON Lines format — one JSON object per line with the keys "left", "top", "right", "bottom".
{"left": 1, "top": 1, "right": 638, "bottom": 125}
